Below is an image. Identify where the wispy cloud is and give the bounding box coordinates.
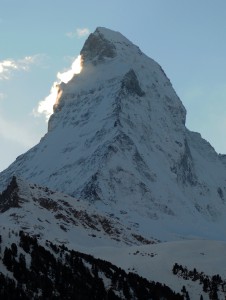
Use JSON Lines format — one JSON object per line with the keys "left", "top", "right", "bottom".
{"left": 76, "top": 28, "right": 90, "bottom": 37}
{"left": 66, "top": 27, "right": 90, "bottom": 39}
{"left": 0, "top": 54, "right": 44, "bottom": 80}
{"left": 33, "top": 55, "right": 83, "bottom": 121}
{"left": 0, "top": 60, "right": 17, "bottom": 79}
{"left": 33, "top": 82, "right": 59, "bottom": 121}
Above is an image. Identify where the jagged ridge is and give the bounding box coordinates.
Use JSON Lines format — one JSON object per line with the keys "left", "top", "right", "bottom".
{"left": 0, "top": 176, "right": 156, "bottom": 246}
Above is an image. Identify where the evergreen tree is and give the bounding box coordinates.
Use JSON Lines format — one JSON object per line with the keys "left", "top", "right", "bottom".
{"left": 3, "top": 247, "right": 13, "bottom": 271}
{"left": 11, "top": 243, "right": 18, "bottom": 257}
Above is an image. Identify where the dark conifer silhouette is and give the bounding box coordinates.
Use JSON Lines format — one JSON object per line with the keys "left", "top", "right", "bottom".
{"left": 0, "top": 231, "right": 184, "bottom": 299}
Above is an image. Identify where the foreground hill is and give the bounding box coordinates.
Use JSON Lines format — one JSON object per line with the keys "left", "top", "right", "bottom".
{"left": 0, "top": 231, "right": 183, "bottom": 299}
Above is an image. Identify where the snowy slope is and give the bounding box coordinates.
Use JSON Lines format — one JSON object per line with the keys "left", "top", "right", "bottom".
{"left": 0, "top": 230, "right": 184, "bottom": 300}
{"left": 0, "top": 27, "right": 226, "bottom": 243}
{"left": 87, "top": 239, "right": 226, "bottom": 300}
{"left": 1, "top": 223, "right": 225, "bottom": 299}
{"left": 0, "top": 176, "right": 155, "bottom": 247}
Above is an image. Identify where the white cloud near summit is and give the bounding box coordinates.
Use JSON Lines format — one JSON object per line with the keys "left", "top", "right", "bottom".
{"left": 0, "top": 55, "right": 43, "bottom": 80}
{"left": 66, "top": 27, "right": 90, "bottom": 38}
{"left": 76, "top": 28, "right": 90, "bottom": 37}
{"left": 34, "top": 55, "right": 83, "bottom": 121}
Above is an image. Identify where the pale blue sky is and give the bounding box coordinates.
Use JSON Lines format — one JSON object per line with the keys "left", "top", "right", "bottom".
{"left": 0, "top": 0, "right": 226, "bottom": 171}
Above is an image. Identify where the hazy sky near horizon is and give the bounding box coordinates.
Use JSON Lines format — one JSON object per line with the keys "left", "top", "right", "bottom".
{"left": 0, "top": 0, "right": 226, "bottom": 171}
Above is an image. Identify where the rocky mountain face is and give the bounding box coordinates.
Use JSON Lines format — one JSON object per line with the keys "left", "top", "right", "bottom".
{"left": 0, "top": 27, "right": 226, "bottom": 242}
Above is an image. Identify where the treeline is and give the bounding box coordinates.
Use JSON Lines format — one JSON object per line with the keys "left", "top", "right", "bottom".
{"left": 172, "top": 263, "right": 226, "bottom": 300}
{"left": 0, "top": 231, "right": 183, "bottom": 299}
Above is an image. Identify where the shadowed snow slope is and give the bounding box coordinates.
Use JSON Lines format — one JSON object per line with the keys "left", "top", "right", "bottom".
{"left": 0, "top": 27, "right": 226, "bottom": 242}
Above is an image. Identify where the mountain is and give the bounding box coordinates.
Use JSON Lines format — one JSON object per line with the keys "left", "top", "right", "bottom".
{"left": 1, "top": 27, "right": 226, "bottom": 242}
{"left": 1, "top": 27, "right": 226, "bottom": 299}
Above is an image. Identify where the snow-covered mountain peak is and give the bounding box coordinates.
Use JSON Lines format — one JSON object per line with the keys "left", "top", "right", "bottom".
{"left": 95, "top": 27, "right": 133, "bottom": 44}
{"left": 49, "top": 27, "right": 186, "bottom": 136}
{"left": 80, "top": 27, "right": 139, "bottom": 65}
{"left": 1, "top": 28, "right": 226, "bottom": 243}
